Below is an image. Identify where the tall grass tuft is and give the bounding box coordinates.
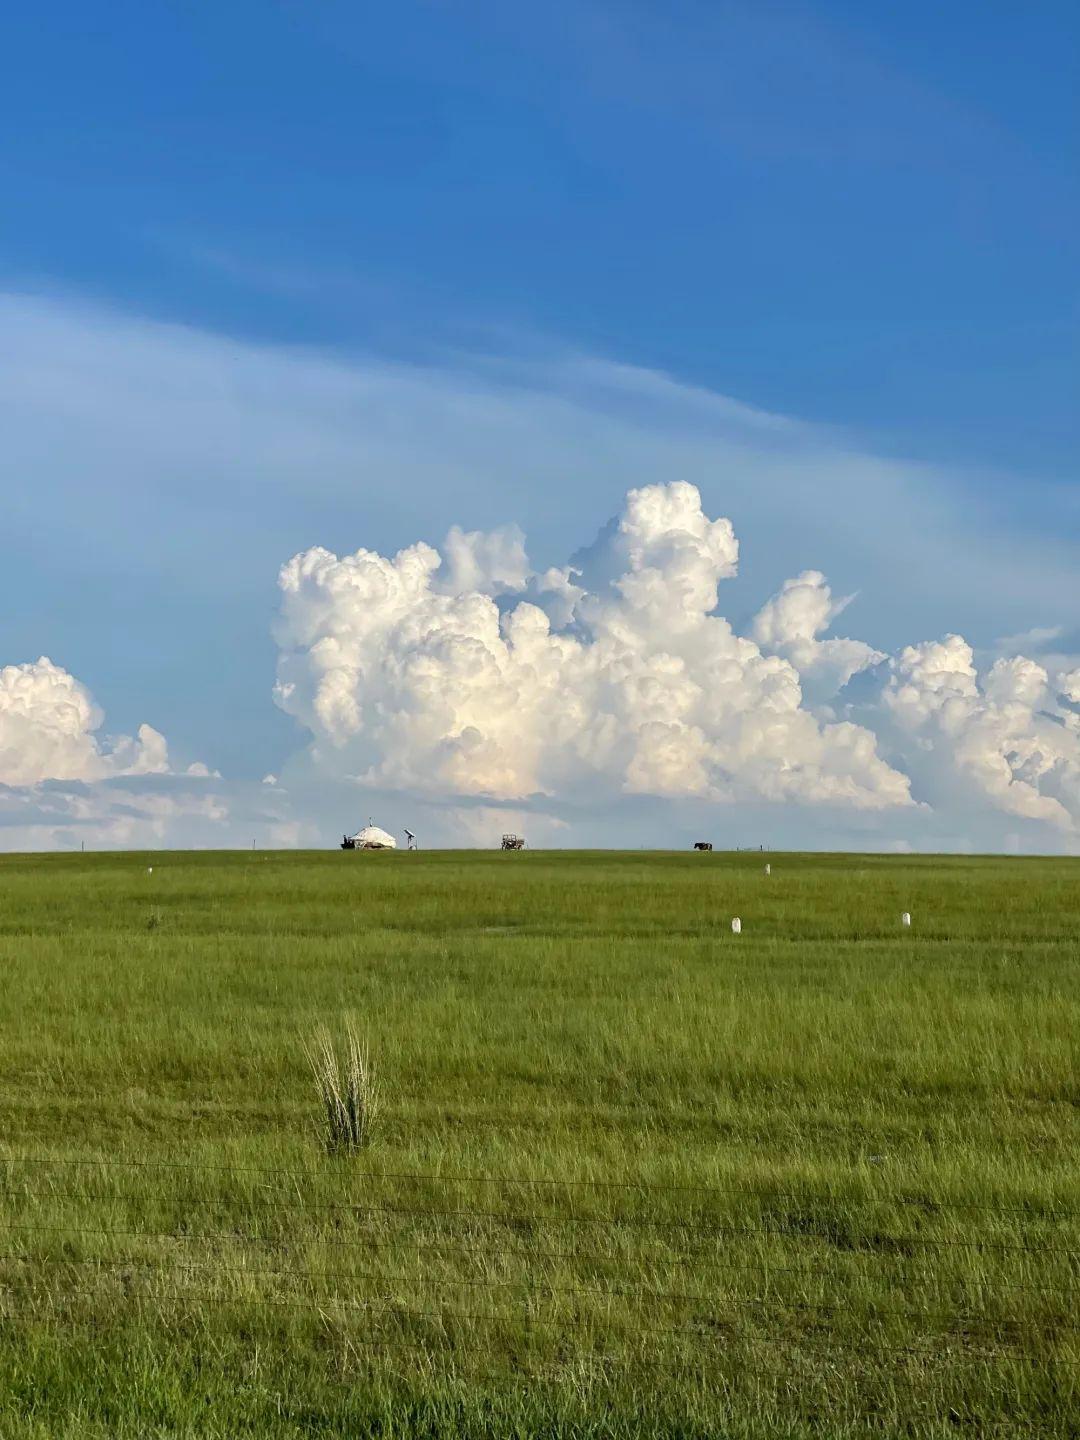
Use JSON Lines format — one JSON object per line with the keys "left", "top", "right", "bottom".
{"left": 306, "top": 1022, "right": 379, "bottom": 1153}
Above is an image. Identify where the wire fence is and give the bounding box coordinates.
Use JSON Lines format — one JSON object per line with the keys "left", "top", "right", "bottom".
{"left": 3, "top": 1219, "right": 1077, "bottom": 1304}
{"left": 2, "top": 1245, "right": 1076, "bottom": 1325}
{"left": 2, "top": 1281, "right": 1071, "bottom": 1440}
{"left": 1, "top": 1152, "right": 1077, "bottom": 1381}
{"left": 3, "top": 1152, "right": 1078, "bottom": 1220}
{"left": 3, "top": 1279, "right": 1058, "bottom": 1376}
{"left": 1, "top": 1192, "right": 1076, "bottom": 1257}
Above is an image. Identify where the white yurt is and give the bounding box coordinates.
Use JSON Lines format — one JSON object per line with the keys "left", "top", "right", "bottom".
{"left": 350, "top": 824, "right": 397, "bottom": 850}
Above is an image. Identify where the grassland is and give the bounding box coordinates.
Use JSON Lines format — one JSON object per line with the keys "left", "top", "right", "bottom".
{"left": 0, "top": 847, "right": 1076, "bottom": 1438}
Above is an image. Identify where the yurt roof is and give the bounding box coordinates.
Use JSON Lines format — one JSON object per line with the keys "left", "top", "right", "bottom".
{"left": 351, "top": 824, "right": 396, "bottom": 847}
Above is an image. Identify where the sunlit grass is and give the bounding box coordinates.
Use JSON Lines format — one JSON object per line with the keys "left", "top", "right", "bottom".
{"left": 0, "top": 848, "right": 1076, "bottom": 1436}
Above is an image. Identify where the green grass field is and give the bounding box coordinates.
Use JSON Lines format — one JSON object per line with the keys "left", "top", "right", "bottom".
{"left": 0, "top": 848, "right": 1077, "bottom": 1438}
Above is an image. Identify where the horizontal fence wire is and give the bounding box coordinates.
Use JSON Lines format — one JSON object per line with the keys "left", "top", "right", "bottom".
{"left": 1, "top": 1220, "right": 1074, "bottom": 1300}
{"left": 2, "top": 1176, "right": 1078, "bottom": 1255}
{"left": 0, "top": 1249, "right": 1072, "bottom": 1329}
{"left": 0, "top": 1276, "right": 1068, "bottom": 1366}
{"left": 32, "top": 1203, "right": 1080, "bottom": 1257}
{"left": 2, "top": 1153, "right": 1076, "bottom": 1219}
{"left": 2, "top": 1277, "right": 1076, "bottom": 1440}
{"left": 2, "top": 1154, "right": 1076, "bottom": 1385}
{"left": 1, "top": 1194, "right": 1076, "bottom": 1257}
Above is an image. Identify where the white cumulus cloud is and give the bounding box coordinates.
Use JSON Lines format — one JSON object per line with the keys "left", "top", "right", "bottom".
{"left": 0, "top": 657, "right": 173, "bottom": 786}
{"left": 274, "top": 482, "right": 913, "bottom": 813}
{"left": 1056, "top": 668, "right": 1080, "bottom": 706}
{"left": 0, "top": 655, "right": 246, "bottom": 851}
{"left": 751, "top": 569, "right": 885, "bottom": 700}
{"left": 880, "top": 636, "right": 1080, "bottom": 830}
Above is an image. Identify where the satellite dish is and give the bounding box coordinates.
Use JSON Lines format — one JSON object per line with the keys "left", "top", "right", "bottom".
{"left": 404, "top": 828, "right": 417, "bottom": 850}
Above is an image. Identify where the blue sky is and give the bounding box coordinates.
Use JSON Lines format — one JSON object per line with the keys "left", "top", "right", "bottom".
{"left": 4, "top": 1, "right": 1076, "bottom": 469}
{"left": 1, "top": 1, "right": 1078, "bottom": 851}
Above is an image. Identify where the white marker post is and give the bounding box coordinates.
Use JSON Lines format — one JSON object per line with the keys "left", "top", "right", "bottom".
{"left": 147, "top": 867, "right": 153, "bottom": 875}
{"left": 731, "top": 916, "right": 742, "bottom": 934}
{"left": 764, "top": 863, "right": 771, "bottom": 876}
{"left": 901, "top": 912, "right": 911, "bottom": 928}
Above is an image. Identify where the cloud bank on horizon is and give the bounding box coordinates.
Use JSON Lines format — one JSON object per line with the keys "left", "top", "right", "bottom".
{"left": 3, "top": 478, "right": 1079, "bottom": 853}
{"left": 271, "top": 481, "right": 1080, "bottom": 850}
